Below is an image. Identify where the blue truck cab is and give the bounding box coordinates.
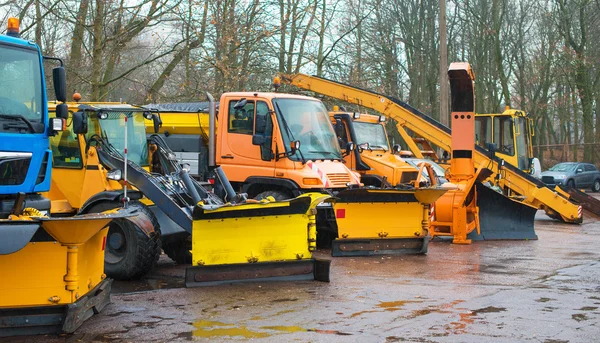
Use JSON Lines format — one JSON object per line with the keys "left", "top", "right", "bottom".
{"left": 0, "top": 18, "right": 66, "bottom": 218}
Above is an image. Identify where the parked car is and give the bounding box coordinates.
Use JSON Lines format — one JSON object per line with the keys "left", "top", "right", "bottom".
{"left": 403, "top": 158, "right": 448, "bottom": 185}
{"left": 541, "top": 162, "right": 600, "bottom": 192}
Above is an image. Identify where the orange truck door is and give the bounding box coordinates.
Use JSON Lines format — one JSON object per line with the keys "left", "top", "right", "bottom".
{"left": 219, "top": 97, "right": 275, "bottom": 178}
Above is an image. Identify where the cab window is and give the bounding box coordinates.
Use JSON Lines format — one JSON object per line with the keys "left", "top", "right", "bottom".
{"left": 228, "top": 100, "right": 255, "bottom": 134}
{"left": 49, "top": 111, "right": 83, "bottom": 168}
{"left": 494, "top": 117, "right": 515, "bottom": 156}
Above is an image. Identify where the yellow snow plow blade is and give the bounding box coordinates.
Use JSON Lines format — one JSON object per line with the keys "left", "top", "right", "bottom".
{"left": 0, "top": 210, "right": 130, "bottom": 337}
{"left": 185, "top": 193, "right": 332, "bottom": 286}
{"left": 332, "top": 188, "right": 447, "bottom": 256}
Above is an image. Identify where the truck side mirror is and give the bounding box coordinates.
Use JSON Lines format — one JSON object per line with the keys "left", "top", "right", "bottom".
{"left": 72, "top": 111, "right": 88, "bottom": 134}
{"left": 255, "top": 112, "right": 267, "bottom": 134}
{"left": 576, "top": 168, "right": 583, "bottom": 174}
{"left": 290, "top": 140, "right": 300, "bottom": 153}
{"left": 55, "top": 103, "right": 68, "bottom": 119}
{"left": 343, "top": 142, "right": 355, "bottom": 157}
{"left": 334, "top": 119, "right": 344, "bottom": 138}
{"left": 392, "top": 144, "right": 401, "bottom": 154}
{"left": 53, "top": 66, "right": 67, "bottom": 102}
{"left": 252, "top": 135, "right": 266, "bottom": 145}
{"left": 152, "top": 113, "right": 162, "bottom": 133}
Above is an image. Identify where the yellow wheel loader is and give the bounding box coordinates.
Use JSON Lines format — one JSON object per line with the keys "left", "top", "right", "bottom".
{"left": 47, "top": 95, "right": 331, "bottom": 286}
{"left": 0, "top": 18, "right": 126, "bottom": 336}
{"left": 144, "top": 92, "right": 447, "bottom": 257}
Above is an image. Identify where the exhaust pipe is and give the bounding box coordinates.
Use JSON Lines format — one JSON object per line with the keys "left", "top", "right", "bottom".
{"left": 206, "top": 92, "right": 216, "bottom": 168}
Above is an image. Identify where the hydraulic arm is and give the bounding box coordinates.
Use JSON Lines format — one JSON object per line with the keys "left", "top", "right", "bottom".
{"left": 280, "top": 73, "right": 583, "bottom": 223}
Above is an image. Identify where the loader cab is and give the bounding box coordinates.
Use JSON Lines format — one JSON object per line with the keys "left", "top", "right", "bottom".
{"left": 216, "top": 92, "right": 360, "bottom": 197}
{"left": 475, "top": 107, "right": 534, "bottom": 173}
{"left": 46, "top": 102, "right": 155, "bottom": 211}
{"left": 330, "top": 111, "right": 420, "bottom": 187}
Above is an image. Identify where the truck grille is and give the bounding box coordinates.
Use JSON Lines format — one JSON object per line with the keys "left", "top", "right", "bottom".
{"left": 0, "top": 157, "right": 31, "bottom": 185}
{"left": 327, "top": 173, "right": 351, "bottom": 187}
{"left": 541, "top": 176, "right": 555, "bottom": 184}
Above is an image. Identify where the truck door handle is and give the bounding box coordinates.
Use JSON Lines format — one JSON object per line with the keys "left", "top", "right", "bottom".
{"left": 221, "top": 155, "right": 234, "bottom": 159}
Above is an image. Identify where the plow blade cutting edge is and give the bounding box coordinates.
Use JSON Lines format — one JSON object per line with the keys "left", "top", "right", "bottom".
{"left": 186, "top": 193, "right": 331, "bottom": 287}
{"left": 332, "top": 188, "right": 447, "bottom": 257}
{"left": 469, "top": 182, "right": 538, "bottom": 241}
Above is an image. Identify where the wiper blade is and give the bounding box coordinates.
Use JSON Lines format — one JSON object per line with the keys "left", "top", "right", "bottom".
{"left": 0, "top": 114, "right": 35, "bottom": 132}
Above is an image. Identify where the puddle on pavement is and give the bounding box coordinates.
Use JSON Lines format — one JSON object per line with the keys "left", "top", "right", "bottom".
{"left": 189, "top": 319, "right": 352, "bottom": 338}
{"left": 192, "top": 320, "right": 270, "bottom": 338}
{"left": 112, "top": 278, "right": 185, "bottom": 294}
{"left": 350, "top": 299, "right": 420, "bottom": 318}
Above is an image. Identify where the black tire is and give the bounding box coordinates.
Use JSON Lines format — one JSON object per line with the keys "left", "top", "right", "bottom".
{"left": 254, "top": 190, "right": 291, "bottom": 201}
{"left": 162, "top": 235, "right": 192, "bottom": 265}
{"left": 592, "top": 179, "right": 600, "bottom": 193}
{"left": 567, "top": 179, "right": 576, "bottom": 188}
{"left": 90, "top": 201, "right": 161, "bottom": 280}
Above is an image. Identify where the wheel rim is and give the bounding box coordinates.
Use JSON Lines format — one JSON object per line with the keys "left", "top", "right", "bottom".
{"left": 595, "top": 181, "right": 600, "bottom": 190}
{"left": 105, "top": 221, "right": 128, "bottom": 264}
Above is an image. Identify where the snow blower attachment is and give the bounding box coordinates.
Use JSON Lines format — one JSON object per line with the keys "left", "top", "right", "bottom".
{"left": 430, "top": 62, "right": 537, "bottom": 244}
{"left": 73, "top": 99, "right": 330, "bottom": 286}
{"left": 0, "top": 208, "right": 131, "bottom": 336}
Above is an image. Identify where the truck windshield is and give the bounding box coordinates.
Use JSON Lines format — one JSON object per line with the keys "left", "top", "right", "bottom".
{"left": 273, "top": 98, "right": 342, "bottom": 161}
{"left": 353, "top": 121, "right": 389, "bottom": 150}
{"left": 91, "top": 112, "right": 149, "bottom": 167}
{"left": 0, "top": 44, "right": 43, "bottom": 123}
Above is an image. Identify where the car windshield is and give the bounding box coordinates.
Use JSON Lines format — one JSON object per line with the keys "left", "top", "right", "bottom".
{"left": 0, "top": 44, "right": 43, "bottom": 125}
{"left": 353, "top": 121, "right": 389, "bottom": 150}
{"left": 89, "top": 111, "right": 149, "bottom": 166}
{"left": 549, "top": 163, "right": 576, "bottom": 172}
{"left": 273, "top": 98, "right": 342, "bottom": 161}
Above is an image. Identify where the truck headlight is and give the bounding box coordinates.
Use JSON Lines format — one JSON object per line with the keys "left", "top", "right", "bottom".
{"left": 107, "top": 169, "right": 122, "bottom": 181}
{"left": 555, "top": 175, "right": 566, "bottom": 179}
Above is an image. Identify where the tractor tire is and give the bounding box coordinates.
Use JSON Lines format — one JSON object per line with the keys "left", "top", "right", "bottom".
{"left": 90, "top": 201, "right": 161, "bottom": 280}
{"left": 254, "top": 190, "right": 291, "bottom": 201}
{"left": 162, "top": 235, "right": 192, "bottom": 265}
{"left": 567, "top": 179, "right": 576, "bottom": 188}
{"left": 592, "top": 179, "right": 600, "bottom": 193}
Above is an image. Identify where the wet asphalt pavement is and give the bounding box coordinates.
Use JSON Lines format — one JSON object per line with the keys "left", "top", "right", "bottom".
{"left": 6, "top": 206, "right": 600, "bottom": 342}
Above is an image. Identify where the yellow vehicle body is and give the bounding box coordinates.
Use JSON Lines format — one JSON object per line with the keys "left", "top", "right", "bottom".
{"left": 186, "top": 193, "right": 331, "bottom": 286}
{"left": 0, "top": 211, "right": 125, "bottom": 336}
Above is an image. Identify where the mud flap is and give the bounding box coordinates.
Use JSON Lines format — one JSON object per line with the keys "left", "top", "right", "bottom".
{"left": 0, "top": 279, "right": 112, "bottom": 337}
{"left": 185, "top": 259, "right": 331, "bottom": 287}
{"left": 332, "top": 237, "right": 428, "bottom": 257}
{"left": 469, "top": 182, "right": 537, "bottom": 240}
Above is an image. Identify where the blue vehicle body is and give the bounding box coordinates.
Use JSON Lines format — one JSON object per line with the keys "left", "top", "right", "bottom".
{"left": 0, "top": 34, "right": 52, "bottom": 200}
